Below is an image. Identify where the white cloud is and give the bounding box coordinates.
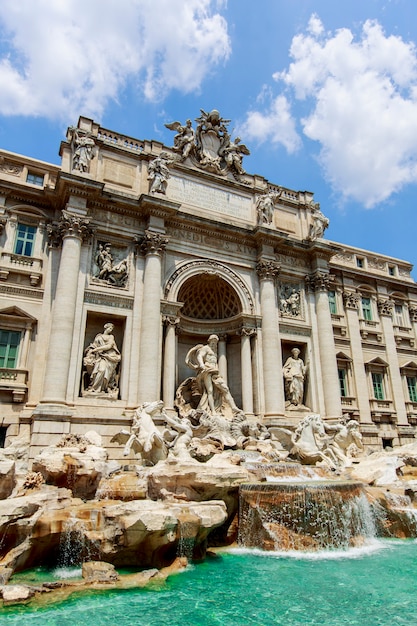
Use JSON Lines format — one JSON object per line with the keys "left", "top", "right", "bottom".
{"left": 0, "top": 0, "right": 230, "bottom": 120}
{"left": 246, "top": 15, "right": 417, "bottom": 207}
{"left": 238, "top": 95, "right": 301, "bottom": 153}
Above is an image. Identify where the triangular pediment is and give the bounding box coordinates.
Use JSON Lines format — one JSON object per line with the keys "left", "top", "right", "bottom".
{"left": 0, "top": 306, "right": 37, "bottom": 323}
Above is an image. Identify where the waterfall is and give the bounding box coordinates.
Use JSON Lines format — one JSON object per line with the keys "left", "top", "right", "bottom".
{"left": 57, "top": 514, "right": 98, "bottom": 568}
{"left": 238, "top": 480, "right": 377, "bottom": 551}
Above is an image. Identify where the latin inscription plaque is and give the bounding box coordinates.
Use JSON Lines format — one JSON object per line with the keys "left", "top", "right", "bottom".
{"left": 168, "top": 176, "right": 252, "bottom": 221}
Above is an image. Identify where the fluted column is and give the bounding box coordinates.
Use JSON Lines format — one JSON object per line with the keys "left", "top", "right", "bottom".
{"left": 42, "top": 211, "right": 93, "bottom": 403}
{"left": 306, "top": 272, "right": 342, "bottom": 418}
{"left": 162, "top": 312, "right": 180, "bottom": 409}
{"left": 343, "top": 291, "right": 372, "bottom": 423}
{"left": 218, "top": 335, "right": 228, "bottom": 383}
{"left": 137, "top": 231, "right": 169, "bottom": 404}
{"left": 256, "top": 259, "right": 284, "bottom": 416}
{"left": 240, "top": 328, "right": 255, "bottom": 415}
{"left": 18, "top": 323, "right": 32, "bottom": 368}
{"left": 378, "top": 298, "right": 408, "bottom": 425}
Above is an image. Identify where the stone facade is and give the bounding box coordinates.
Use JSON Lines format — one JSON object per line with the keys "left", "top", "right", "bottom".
{"left": 0, "top": 111, "right": 416, "bottom": 456}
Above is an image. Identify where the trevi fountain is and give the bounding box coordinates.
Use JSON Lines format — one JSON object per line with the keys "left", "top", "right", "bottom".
{"left": 1, "top": 335, "right": 417, "bottom": 624}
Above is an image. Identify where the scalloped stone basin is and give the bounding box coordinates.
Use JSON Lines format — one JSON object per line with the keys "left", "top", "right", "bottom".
{"left": 238, "top": 480, "right": 376, "bottom": 551}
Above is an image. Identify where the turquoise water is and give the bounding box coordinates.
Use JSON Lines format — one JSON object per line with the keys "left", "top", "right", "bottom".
{"left": 2, "top": 540, "right": 417, "bottom": 625}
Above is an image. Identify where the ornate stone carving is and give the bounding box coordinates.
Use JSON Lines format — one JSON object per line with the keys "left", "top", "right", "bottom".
{"left": 147, "top": 152, "right": 175, "bottom": 195}
{"left": 304, "top": 272, "right": 334, "bottom": 292}
{"left": 82, "top": 322, "right": 121, "bottom": 398}
{"left": 283, "top": 347, "right": 308, "bottom": 407}
{"left": 180, "top": 335, "right": 242, "bottom": 419}
{"left": 164, "top": 119, "right": 195, "bottom": 161}
{"left": 165, "top": 109, "right": 250, "bottom": 180}
{"left": 256, "top": 190, "right": 282, "bottom": 225}
{"left": 279, "top": 285, "right": 301, "bottom": 317}
{"left": 70, "top": 128, "right": 95, "bottom": 173}
{"left": 343, "top": 291, "right": 361, "bottom": 310}
{"left": 47, "top": 210, "right": 93, "bottom": 247}
{"left": 0, "top": 161, "right": 22, "bottom": 176}
{"left": 408, "top": 305, "right": 417, "bottom": 323}
{"left": 307, "top": 202, "right": 329, "bottom": 241}
{"left": 138, "top": 230, "right": 169, "bottom": 256}
{"left": 256, "top": 259, "right": 280, "bottom": 280}
{"left": 377, "top": 298, "right": 394, "bottom": 316}
{"left": 92, "top": 242, "right": 129, "bottom": 288}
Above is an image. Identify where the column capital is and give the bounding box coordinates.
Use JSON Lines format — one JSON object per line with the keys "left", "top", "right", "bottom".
{"left": 409, "top": 304, "right": 417, "bottom": 323}
{"left": 239, "top": 327, "right": 257, "bottom": 337}
{"left": 162, "top": 314, "right": 180, "bottom": 327}
{"left": 343, "top": 290, "right": 361, "bottom": 310}
{"left": 377, "top": 297, "right": 394, "bottom": 317}
{"left": 256, "top": 258, "right": 280, "bottom": 280}
{"left": 47, "top": 210, "right": 94, "bottom": 248}
{"left": 304, "top": 271, "right": 334, "bottom": 292}
{"left": 137, "top": 230, "right": 169, "bottom": 256}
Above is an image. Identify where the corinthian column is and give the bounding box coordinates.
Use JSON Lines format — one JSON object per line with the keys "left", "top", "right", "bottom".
{"left": 240, "top": 328, "right": 255, "bottom": 415}
{"left": 377, "top": 298, "right": 408, "bottom": 426}
{"left": 305, "top": 272, "right": 342, "bottom": 419}
{"left": 256, "top": 259, "right": 284, "bottom": 416}
{"left": 137, "top": 230, "right": 169, "bottom": 404}
{"left": 342, "top": 290, "right": 372, "bottom": 423}
{"left": 42, "top": 211, "right": 93, "bottom": 404}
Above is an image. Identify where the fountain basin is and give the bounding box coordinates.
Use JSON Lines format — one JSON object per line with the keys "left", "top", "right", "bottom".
{"left": 238, "top": 480, "right": 375, "bottom": 551}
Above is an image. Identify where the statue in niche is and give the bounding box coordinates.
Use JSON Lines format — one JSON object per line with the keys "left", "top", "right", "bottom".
{"left": 279, "top": 286, "right": 301, "bottom": 317}
{"left": 283, "top": 347, "right": 308, "bottom": 407}
{"left": 184, "top": 334, "right": 242, "bottom": 419}
{"left": 256, "top": 190, "right": 282, "bottom": 225}
{"left": 147, "top": 151, "right": 175, "bottom": 194}
{"left": 111, "top": 401, "right": 168, "bottom": 465}
{"left": 82, "top": 323, "right": 121, "bottom": 398}
{"left": 307, "top": 202, "right": 329, "bottom": 241}
{"left": 164, "top": 119, "right": 195, "bottom": 161}
{"left": 71, "top": 128, "right": 95, "bottom": 173}
{"left": 94, "top": 243, "right": 128, "bottom": 288}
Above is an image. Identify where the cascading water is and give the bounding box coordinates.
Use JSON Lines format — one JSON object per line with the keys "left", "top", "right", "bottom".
{"left": 57, "top": 514, "right": 97, "bottom": 568}
{"left": 238, "top": 480, "right": 377, "bottom": 551}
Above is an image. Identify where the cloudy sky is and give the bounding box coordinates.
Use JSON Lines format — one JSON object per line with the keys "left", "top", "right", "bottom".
{"left": 0, "top": 0, "right": 416, "bottom": 276}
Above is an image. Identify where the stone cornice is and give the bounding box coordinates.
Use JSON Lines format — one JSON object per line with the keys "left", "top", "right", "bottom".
{"left": 138, "top": 194, "right": 180, "bottom": 220}
{"left": 0, "top": 284, "right": 44, "bottom": 300}
{"left": 84, "top": 290, "right": 134, "bottom": 309}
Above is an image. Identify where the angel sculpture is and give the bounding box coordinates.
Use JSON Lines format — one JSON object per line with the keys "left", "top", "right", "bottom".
{"left": 165, "top": 119, "right": 195, "bottom": 160}
{"left": 222, "top": 137, "right": 250, "bottom": 176}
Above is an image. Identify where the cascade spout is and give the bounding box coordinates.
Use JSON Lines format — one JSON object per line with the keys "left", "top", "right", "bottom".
{"left": 238, "top": 480, "right": 376, "bottom": 551}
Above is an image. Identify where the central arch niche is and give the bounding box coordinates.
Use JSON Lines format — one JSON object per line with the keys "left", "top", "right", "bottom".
{"left": 177, "top": 274, "right": 241, "bottom": 320}
{"left": 175, "top": 273, "right": 244, "bottom": 409}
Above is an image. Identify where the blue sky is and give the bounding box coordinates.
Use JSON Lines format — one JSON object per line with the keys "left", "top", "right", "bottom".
{"left": 0, "top": 0, "right": 416, "bottom": 276}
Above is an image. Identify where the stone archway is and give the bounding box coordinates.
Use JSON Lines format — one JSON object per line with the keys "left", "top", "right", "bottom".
{"left": 162, "top": 260, "right": 258, "bottom": 415}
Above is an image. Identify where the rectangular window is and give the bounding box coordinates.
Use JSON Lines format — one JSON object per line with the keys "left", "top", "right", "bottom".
{"left": 407, "top": 376, "right": 417, "bottom": 403}
{"left": 338, "top": 368, "right": 348, "bottom": 397}
{"left": 0, "top": 330, "right": 21, "bottom": 368}
{"left": 328, "top": 290, "right": 337, "bottom": 315}
{"left": 394, "top": 304, "right": 404, "bottom": 326}
{"left": 371, "top": 372, "right": 384, "bottom": 400}
{"left": 388, "top": 266, "right": 395, "bottom": 276}
{"left": 14, "top": 223, "right": 36, "bottom": 256}
{"left": 356, "top": 257, "right": 364, "bottom": 268}
{"left": 26, "top": 172, "right": 44, "bottom": 186}
{"left": 361, "top": 297, "right": 372, "bottom": 321}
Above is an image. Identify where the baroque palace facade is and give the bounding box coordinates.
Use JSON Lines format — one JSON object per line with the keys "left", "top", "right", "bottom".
{"left": 1, "top": 110, "right": 417, "bottom": 458}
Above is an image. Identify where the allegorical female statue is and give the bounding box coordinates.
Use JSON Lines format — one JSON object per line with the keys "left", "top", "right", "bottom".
{"left": 83, "top": 323, "right": 121, "bottom": 397}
